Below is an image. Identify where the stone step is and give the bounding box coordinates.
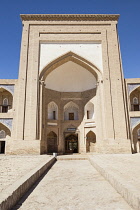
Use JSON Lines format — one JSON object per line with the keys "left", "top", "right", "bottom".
{"left": 57, "top": 154, "right": 88, "bottom": 160}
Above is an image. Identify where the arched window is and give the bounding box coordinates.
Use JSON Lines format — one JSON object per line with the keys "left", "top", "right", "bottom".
{"left": 85, "top": 102, "right": 94, "bottom": 120}
{"left": 0, "top": 130, "right": 6, "bottom": 139}
{"left": 133, "top": 97, "right": 138, "bottom": 105}
{"left": 3, "top": 98, "right": 8, "bottom": 106}
{"left": 64, "top": 101, "right": 79, "bottom": 120}
{"left": 2, "top": 98, "right": 8, "bottom": 113}
{"left": 137, "top": 128, "right": 140, "bottom": 139}
{"left": 48, "top": 102, "right": 58, "bottom": 120}
{"left": 132, "top": 97, "right": 139, "bottom": 111}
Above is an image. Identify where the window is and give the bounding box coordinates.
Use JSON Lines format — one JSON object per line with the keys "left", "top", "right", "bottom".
{"left": 69, "top": 113, "right": 74, "bottom": 120}
{"left": 2, "top": 106, "right": 8, "bottom": 113}
{"left": 53, "top": 111, "right": 56, "bottom": 120}
{"left": 134, "top": 105, "right": 139, "bottom": 111}
{"left": 85, "top": 102, "right": 94, "bottom": 120}
{"left": 64, "top": 102, "right": 79, "bottom": 120}
{"left": 137, "top": 129, "right": 140, "bottom": 139}
{"left": 48, "top": 102, "right": 58, "bottom": 120}
{"left": 2, "top": 98, "right": 8, "bottom": 113}
{"left": 0, "top": 130, "right": 6, "bottom": 139}
{"left": 133, "top": 97, "right": 138, "bottom": 105}
{"left": 3, "top": 98, "right": 8, "bottom": 106}
{"left": 87, "top": 110, "right": 90, "bottom": 119}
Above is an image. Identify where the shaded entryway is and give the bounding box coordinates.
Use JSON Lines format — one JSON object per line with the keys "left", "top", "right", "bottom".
{"left": 65, "top": 134, "right": 78, "bottom": 153}
{"left": 0, "top": 123, "right": 10, "bottom": 154}
{"left": 130, "top": 86, "right": 140, "bottom": 111}
{"left": 0, "top": 141, "right": 5, "bottom": 154}
{"left": 86, "top": 131, "right": 96, "bottom": 152}
{"left": 132, "top": 124, "right": 140, "bottom": 153}
{"left": 47, "top": 131, "right": 58, "bottom": 154}
{"left": 0, "top": 87, "right": 13, "bottom": 113}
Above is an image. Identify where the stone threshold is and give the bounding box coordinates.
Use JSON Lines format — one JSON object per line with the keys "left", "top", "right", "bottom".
{"left": 57, "top": 154, "right": 88, "bottom": 160}
{"left": 0, "top": 156, "right": 56, "bottom": 210}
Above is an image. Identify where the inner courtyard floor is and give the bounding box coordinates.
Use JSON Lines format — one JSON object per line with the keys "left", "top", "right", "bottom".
{"left": 13, "top": 159, "right": 132, "bottom": 210}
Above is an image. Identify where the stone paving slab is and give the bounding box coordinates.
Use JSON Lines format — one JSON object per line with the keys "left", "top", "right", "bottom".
{"left": 0, "top": 155, "right": 51, "bottom": 193}
{"left": 13, "top": 160, "right": 132, "bottom": 210}
{"left": 89, "top": 154, "right": 140, "bottom": 210}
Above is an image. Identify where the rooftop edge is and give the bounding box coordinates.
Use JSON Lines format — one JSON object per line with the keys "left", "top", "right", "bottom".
{"left": 20, "top": 14, "right": 120, "bottom": 22}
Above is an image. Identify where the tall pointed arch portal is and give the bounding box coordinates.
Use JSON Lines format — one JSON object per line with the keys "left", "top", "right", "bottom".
{"left": 39, "top": 52, "right": 102, "bottom": 154}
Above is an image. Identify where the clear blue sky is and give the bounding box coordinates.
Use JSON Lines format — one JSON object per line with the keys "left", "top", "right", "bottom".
{"left": 0, "top": 0, "right": 140, "bottom": 79}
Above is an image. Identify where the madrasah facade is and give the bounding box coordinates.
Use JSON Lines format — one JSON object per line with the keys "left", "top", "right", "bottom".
{"left": 0, "top": 14, "right": 140, "bottom": 155}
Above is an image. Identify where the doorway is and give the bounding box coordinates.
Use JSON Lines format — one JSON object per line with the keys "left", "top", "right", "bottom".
{"left": 65, "top": 134, "right": 78, "bottom": 153}
{"left": 47, "top": 131, "right": 57, "bottom": 154}
{"left": 0, "top": 141, "right": 5, "bottom": 154}
{"left": 86, "top": 131, "right": 96, "bottom": 153}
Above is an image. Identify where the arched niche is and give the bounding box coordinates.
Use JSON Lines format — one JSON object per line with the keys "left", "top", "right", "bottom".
{"left": 47, "top": 131, "right": 57, "bottom": 153}
{"left": 132, "top": 123, "right": 140, "bottom": 153}
{"left": 0, "top": 123, "right": 11, "bottom": 139}
{"left": 130, "top": 86, "right": 140, "bottom": 111}
{"left": 39, "top": 52, "right": 102, "bottom": 93}
{"left": 48, "top": 101, "right": 58, "bottom": 120}
{"left": 137, "top": 128, "right": 140, "bottom": 138}
{"left": 86, "top": 131, "right": 96, "bottom": 153}
{"left": 40, "top": 51, "right": 102, "bottom": 80}
{"left": 64, "top": 101, "right": 79, "bottom": 120}
{"left": 84, "top": 101, "right": 94, "bottom": 120}
{"left": 0, "top": 87, "right": 13, "bottom": 113}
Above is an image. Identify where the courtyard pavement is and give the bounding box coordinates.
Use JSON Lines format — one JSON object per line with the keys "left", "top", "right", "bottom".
{"left": 1, "top": 154, "right": 140, "bottom": 209}
{"left": 13, "top": 160, "right": 132, "bottom": 210}
{"left": 0, "top": 155, "right": 51, "bottom": 193}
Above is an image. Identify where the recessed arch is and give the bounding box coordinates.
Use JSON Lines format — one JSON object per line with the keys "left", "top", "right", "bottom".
{"left": 65, "top": 133, "right": 78, "bottom": 153}
{"left": 0, "top": 122, "right": 11, "bottom": 138}
{"left": 64, "top": 101, "right": 79, "bottom": 110}
{"left": 0, "top": 86, "right": 13, "bottom": 96}
{"left": 132, "top": 122, "right": 140, "bottom": 132}
{"left": 48, "top": 101, "right": 58, "bottom": 120}
{"left": 47, "top": 131, "right": 57, "bottom": 153}
{"left": 86, "top": 131, "right": 96, "bottom": 153}
{"left": 130, "top": 86, "right": 140, "bottom": 111}
{"left": 39, "top": 51, "right": 102, "bottom": 81}
{"left": 0, "top": 87, "right": 13, "bottom": 113}
{"left": 64, "top": 101, "right": 79, "bottom": 120}
{"left": 137, "top": 128, "right": 140, "bottom": 136}
{"left": 84, "top": 101, "right": 94, "bottom": 119}
{"left": 132, "top": 123, "right": 140, "bottom": 153}
{"left": 129, "top": 85, "right": 140, "bottom": 96}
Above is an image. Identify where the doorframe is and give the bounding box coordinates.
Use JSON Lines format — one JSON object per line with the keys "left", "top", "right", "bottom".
{"left": 64, "top": 132, "right": 79, "bottom": 153}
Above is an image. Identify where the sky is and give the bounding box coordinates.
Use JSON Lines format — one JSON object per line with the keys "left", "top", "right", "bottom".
{"left": 0, "top": 0, "right": 140, "bottom": 79}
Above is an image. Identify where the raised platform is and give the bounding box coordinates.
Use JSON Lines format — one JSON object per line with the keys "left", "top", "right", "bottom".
{"left": 89, "top": 153, "right": 140, "bottom": 210}
{"left": 0, "top": 155, "right": 56, "bottom": 210}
